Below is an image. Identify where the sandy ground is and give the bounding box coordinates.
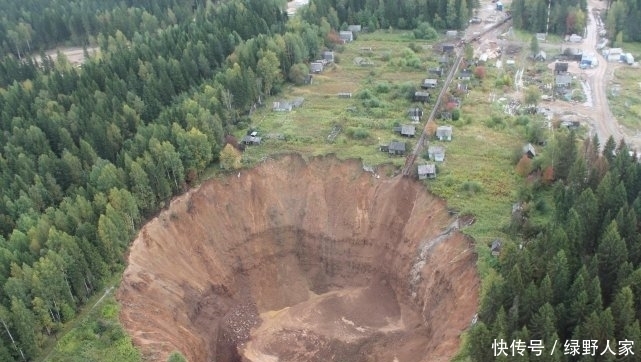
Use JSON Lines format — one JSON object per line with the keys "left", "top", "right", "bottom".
{"left": 32, "top": 46, "right": 99, "bottom": 67}
{"left": 117, "top": 154, "right": 479, "bottom": 362}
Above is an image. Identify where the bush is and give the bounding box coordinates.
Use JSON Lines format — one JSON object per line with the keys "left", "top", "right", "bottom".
{"left": 451, "top": 109, "right": 460, "bottom": 121}
{"left": 413, "top": 22, "right": 438, "bottom": 40}
{"left": 345, "top": 127, "right": 370, "bottom": 139}
{"left": 460, "top": 181, "right": 483, "bottom": 195}
{"left": 375, "top": 82, "right": 391, "bottom": 94}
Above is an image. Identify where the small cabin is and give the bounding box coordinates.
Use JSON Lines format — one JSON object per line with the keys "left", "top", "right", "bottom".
{"left": 418, "top": 164, "right": 436, "bottom": 179}
{"left": 339, "top": 31, "right": 354, "bottom": 43}
{"left": 421, "top": 78, "right": 438, "bottom": 89}
{"left": 491, "top": 239, "right": 502, "bottom": 256}
{"left": 381, "top": 140, "right": 406, "bottom": 156}
{"left": 310, "top": 62, "right": 324, "bottom": 73}
{"left": 414, "top": 91, "right": 431, "bottom": 102}
{"left": 428, "top": 145, "right": 445, "bottom": 162}
{"left": 436, "top": 126, "right": 453, "bottom": 141}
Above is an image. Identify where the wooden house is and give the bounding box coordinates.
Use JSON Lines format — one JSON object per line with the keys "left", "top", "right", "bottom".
{"left": 418, "top": 164, "right": 436, "bottom": 179}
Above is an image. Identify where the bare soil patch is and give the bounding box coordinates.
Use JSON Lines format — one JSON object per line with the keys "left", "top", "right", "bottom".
{"left": 117, "top": 154, "right": 479, "bottom": 362}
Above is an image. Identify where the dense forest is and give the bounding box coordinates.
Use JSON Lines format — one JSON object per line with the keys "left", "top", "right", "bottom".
{"left": 510, "top": 0, "right": 587, "bottom": 36}
{"left": 468, "top": 135, "right": 641, "bottom": 361}
{"left": 0, "top": 0, "right": 335, "bottom": 359}
{"left": 605, "top": 0, "right": 641, "bottom": 42}
{"left": 0, "top": 0, "right": 199, "bottom": 58}
{"left": 300, "top": 0, "right": 480, "bottom": 31}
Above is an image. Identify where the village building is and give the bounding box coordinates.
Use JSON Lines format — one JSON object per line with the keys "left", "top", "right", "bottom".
{"left": 436, "top": 126, "right": 453, "bottom": 141}
{"left": 339, "top": 30, "right": 354, "bottom": 43}
{"left": 322, "top": 51, "right": 335, "bottom": 63}
{"left": 421, "top": 78, "right": 438, "bottom": 89}
{"left": 554, "top": 62, "right": 569, "bottom": 74}
{"left": 408, "top": 107, "right": 423, "bottom": 122}
{"left": 394, "top": 125, "right": 416, "bottom": 137}
{"left": 310, "top": 61, "right": 324, "bottom": 73}
{"left": 523, "top": 143, "right": 536, "bottom": 158}
{"left": 414, "top": 91, "right": 430, "bottom": 102}
{"left": 418, "top": 164, "right": 436, "bottom": 179}
{"left": 555, "top": 74, "right": 572, "bottom": 88}
{"left": 428, "top": 145, "right": 445, "bottom": 162}
{"left": 380, "top": 140, "right": 406, "bottom": 155}
{"left": 491, "top": 239, "right": 502, "bottom": 256}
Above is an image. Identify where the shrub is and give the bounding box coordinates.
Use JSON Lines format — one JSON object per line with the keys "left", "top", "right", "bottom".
{"left": 375, "top": 82, "right": 391, "bottom": 94}
{"left": 413, "top": 22, "right": 438, "bottom": 40}
{"left": 460, "top": 181, "right": 483, "bottom": 195}
{"left": 451, "top": 109, "right": 461, "bottom": 121}
{"left": 345, "top": 127, "right": 370, "bottom": 139}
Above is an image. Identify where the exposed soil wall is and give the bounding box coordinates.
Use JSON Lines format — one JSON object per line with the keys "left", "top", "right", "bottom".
{"left": 117, "top": 154, "right": 479, "bottom": 362}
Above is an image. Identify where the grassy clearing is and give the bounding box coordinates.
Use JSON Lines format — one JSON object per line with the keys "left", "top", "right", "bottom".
{"left": 41, "top": 275, "right": 140, "bottom": 362}
{"left": 609, "top": 65, "right": 641, "bottom": 130}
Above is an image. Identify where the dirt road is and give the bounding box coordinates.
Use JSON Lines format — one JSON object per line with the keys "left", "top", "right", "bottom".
{"left": 547, "top": 0, "right": 641, "bottom": 150}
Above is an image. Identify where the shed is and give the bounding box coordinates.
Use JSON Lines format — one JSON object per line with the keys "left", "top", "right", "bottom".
{"left": 442, "top": 44, "right": 455, "bottom": 53}
{"left": 569, "top": 34, "right": 582, "bottom": 43}
{"left": 310, "top": 62, "right": 324, "bottom": 73}
{"left": 496, "top": 1, "right": 503, "bottom": 11}
{"left": 436, "top": 126, "right": 453, "bottom": 141}
{"left": 337, "top": 92, "right": 352, "bottom": 98}
{"left": 446, "top": 30, "right": 458, "bottom": 38}
{"left": 414, "top": 91, "right": 430, "bottom": 102}
{"left": 555, "top": 74, "right": 572, "bottom": 88}
{"left": 523, "top": 143, "right": 536, "bottom": 158}
{"left": 535, "top": 50, "right": 547, "bottom": 61}
{"left": 347, "top": 25, "right": 362, "bottom": 33}
{"left": 241, "top": 135, "right": 261, "bottom": 145}
{"left": 554, "top": 62, "right": 569, "bottom": 73}
{"left": 304, "top": 74, "right": 313, "bottom": 85}
{"left": 408, "top": 107, "right": 423, "bottom": 122}
{"left": 491, "top": 239, "right": 502, "bottom": 256}
{"left": 625, "top": 53, "right": 634, "bottom": 65}
{"left": 339, "top": 31, "right": 354, "bottom": 43}
{"left": 322, "top": 51, "right": 335, "bottom": 63}
{"left": 399, "top": 125, "right": 416, "bottom": 137}
{"left": 421, "top": 78, "right": 438, "bottom": 89}
{"left": 428, "top": 145, "right": 445, "bottom": 162}
{"left": 418, "top": 164, "right": 436, "bottom": 179}
{"left": 605, "top": 48, "right": 623, "bottom": 62}
{"left": 439, "top": 56, "right": 450, "bottom": 65}
{"left": 428, "top": 67, "right": 443, "bottom": 77}
{"left": 459, "top": 69, "right": 472, "bottom": 80}
{"left": 273, "top": 101, "right": 292, "bottom": 112}
{"left": 387, "top": 140, "right": 406, "bottom": 155}
{"left": 536, "top": 33, "right": 547, "bottom": 41}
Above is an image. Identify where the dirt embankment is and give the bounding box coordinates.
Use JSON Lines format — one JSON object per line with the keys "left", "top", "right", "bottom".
{"left": 117, "top": 154, "right": 479, "bottom": 362}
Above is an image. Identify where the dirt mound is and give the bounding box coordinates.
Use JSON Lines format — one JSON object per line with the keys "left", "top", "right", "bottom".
{"left": 117, "top": 154, "right": 479, "bottom": 362}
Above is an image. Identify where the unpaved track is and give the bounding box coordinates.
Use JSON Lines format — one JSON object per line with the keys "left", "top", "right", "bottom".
{"left": 546, "top": 0, "right": 641, "bottom": 149}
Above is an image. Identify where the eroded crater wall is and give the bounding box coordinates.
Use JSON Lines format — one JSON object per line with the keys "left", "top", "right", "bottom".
{"left": 117, "top": 154, "right": 479, "bottom": 362}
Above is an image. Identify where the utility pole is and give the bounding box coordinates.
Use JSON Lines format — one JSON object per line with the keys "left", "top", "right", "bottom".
{"left": 545, "top": 0, "right": 552, "bottom": 37}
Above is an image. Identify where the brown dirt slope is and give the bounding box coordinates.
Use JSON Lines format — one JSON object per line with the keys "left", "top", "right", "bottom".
{"left": 117, "top": 154, "right": 479, "bottom": 362}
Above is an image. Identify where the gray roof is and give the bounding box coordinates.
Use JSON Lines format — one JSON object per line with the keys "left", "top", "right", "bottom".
{"left": 436, "top": 125, "right": 453, "bottom": 136}
{"left": 418, "top": 164, "right": 436, "bottom": 175}
{"left": 555, "top": 74, "right": 572, "bottom": 85}
{"left": 428, "top": 145, "right": 445, "bottom": 154}
{"left": 401, "top": 125, "right": 416, "bottom": 136}
{"left": 415, "top": 91, "right": 430, "bottom": 97}
{"left": 523, "top": 143, "right": 536, "bottom": 156}
{"left": 389, "top": 140, "right": 406, "bottom": 151}
{"left": 491, "top": 239, "right": 502, "bottom": 251}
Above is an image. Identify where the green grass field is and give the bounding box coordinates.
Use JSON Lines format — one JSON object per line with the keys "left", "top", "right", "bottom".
{"left": 609, "top": 65, "right": 641, "bottom": 130}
